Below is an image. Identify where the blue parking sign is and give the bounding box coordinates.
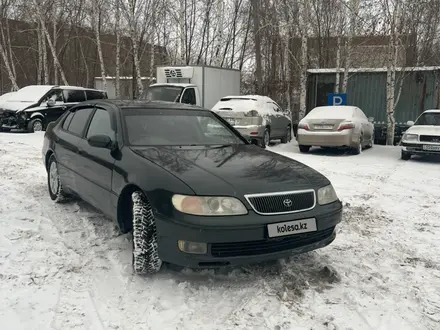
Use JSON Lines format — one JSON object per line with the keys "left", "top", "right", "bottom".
{"left": 328, "top": 94, "right": 347, "bottom": 106}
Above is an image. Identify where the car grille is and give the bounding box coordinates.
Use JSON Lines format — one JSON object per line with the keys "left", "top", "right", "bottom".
{"left": 420, "top": 135, "right": 440, "bottom": 143}
{"left": 245, "top": 190, "right": 315, "bottom": 215}
{"left": 211, "top": 226, "right": 335, "bottom": 258}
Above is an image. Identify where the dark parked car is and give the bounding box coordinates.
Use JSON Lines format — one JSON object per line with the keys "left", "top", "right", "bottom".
{"left": 0, "top": 85, "right": 107, "bottom": 132}
{"left": 42, "top": 100, "right": 343, "bottom": 274}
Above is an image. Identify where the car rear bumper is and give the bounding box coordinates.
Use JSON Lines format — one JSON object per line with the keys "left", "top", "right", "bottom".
{"left": 402, "top": 143, "right": 440, "bottom": 156}
{"left": 297, "top": 129, "right": 358, "bottom": 147}
{"left": 155, "top": 201, "right": 342, "bottom": 268}
{"left": 233, "top": 125, "right": 265, "bottom": 140}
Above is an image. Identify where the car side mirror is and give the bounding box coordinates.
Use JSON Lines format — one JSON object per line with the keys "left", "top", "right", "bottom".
{"left": 87, "top": 134, "right": 112, "bottom": 149}
{"left": 368, "top": 117, "right": 374, "bottom": 123}
{"left": 47, "top": 99, "right": 55, "bottom": 107}
{"left": 407, "top": 120, "right": 414, "bottom": 126}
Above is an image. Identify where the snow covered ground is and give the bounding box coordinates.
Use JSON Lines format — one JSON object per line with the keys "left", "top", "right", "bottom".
{"left": 0, "top": 132, "right": 439, "bottom": 330}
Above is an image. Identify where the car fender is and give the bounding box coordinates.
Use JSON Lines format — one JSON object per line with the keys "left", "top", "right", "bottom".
{"left": 29, "top": 112, "right": 44, "bottom": 120}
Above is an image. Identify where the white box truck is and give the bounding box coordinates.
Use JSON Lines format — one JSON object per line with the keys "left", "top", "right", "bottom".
{"left": 145, "top": 65, "right": 241, "bottom": 109}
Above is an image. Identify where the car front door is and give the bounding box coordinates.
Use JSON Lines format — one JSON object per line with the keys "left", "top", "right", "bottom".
{"left": 55, "top": 106, "right": 95, "bottom": 193}
{"left": 75, "top": 106, "right": 116, "bottom": 216}
{"left": 41, "top": 88, "right": 66, "bottom": 126}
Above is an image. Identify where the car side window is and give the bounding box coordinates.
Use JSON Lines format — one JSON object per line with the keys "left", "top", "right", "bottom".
{"left": 43, "top": 89, "right": 64, "bottom": 103}
{"left": 66, "top": 107, "right": 94, "bottom": 136}
{"left": 62, "top": 111, "right": 74, "bottom": 130}
{"left": 63, "top": 89, "right": 86, "bottom": 103}
{"left": 86, "top": 90, "right": 106, "bottom": 100}
{"left": 86, "top": 108, "right": 115, "bottom": 140}
{"left": 181, "top": 88, "right": 196, "bottom": 105}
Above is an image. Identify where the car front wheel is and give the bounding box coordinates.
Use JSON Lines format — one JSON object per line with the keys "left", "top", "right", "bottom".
{"left": 131, "top": 191, "right": 162, "bottom": 275}
{"left": 401, "top": 150, "right": 411, "bottom": 160}
{"left": 28, "top": 118, "right": 43, "bottom": 133}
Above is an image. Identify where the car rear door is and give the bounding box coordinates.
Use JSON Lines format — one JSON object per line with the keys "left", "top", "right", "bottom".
{"left": 75, "top": 106, "right": 116, "bottom": 216}
{"left": 55, "top": 106, "right": 94, "bottom": 192}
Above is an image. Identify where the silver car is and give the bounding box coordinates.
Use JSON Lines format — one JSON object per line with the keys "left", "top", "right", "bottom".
{"left": 296, "top": 106, "right": 375, "bottom": 154}
{"left": 212, "top": 95, "right": 292, "bottom": 148}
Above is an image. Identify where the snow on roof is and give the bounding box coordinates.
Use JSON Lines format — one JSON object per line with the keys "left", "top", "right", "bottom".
{"left": 424, "top": 109, "right": 440, "bottom": 113}
{"left": 305, "top": 106, "right": 355, "bottom": 119}
{"left": 308, "top": 66, "right": 440, "bottom": 74}
{"left": 150, "top": 83, "right": 195, "bottom": 88}
{"left": 212, "top": 94, "right": 278, "bottom": 115}
{"left": 94, "top": 76, "right": 156, "bottom": 80}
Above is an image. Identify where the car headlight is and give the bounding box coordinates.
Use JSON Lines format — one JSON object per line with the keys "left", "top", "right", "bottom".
{"left": 172, "top": 194, "right": 248, "bottom": 216}
{"left": 402, "top": 133, "right": 418, "bottom": 141}
{"left": 317, "top": 185, "right": 339, "bottom": 205}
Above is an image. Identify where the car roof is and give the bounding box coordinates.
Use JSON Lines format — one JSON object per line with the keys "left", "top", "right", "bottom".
{"left": 23, "top": 84, "right": 105, "bottom": 93}
{"left": 423, "top": 109, "right": 440, "bottom": 113}
{"left": 94, "top": 99, "right": 209, "bottom": 111}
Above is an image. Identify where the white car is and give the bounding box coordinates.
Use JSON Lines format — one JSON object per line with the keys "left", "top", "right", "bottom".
{"left": 296, "top": 106, "right": 374, "bottom": 154}
{"left": 212, "top": 95, "right": 292, "bottom": 148}
{"left": 0, "top": 92, "right": 15, "bottom": 107}
{"left": 400, "top": 109, "right": 440, "bottom": 160}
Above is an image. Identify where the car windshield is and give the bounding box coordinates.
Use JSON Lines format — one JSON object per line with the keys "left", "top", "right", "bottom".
{"left": 123, "top": 108, "right": 246, "bottom": 146}
{"left": 145, "top": 86, "right": 184, "bottom": 102}
{"left": 414, "top": 112, "right": 440, "bottom": 126}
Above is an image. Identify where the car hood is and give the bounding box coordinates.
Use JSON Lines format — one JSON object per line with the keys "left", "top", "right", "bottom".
{"left": 406, "top": 125, "right": 440, "bottom": 136}
{"left": 0, "top": 101, "right": 36, "bottom": 112}
{"left": 131, "top": 145, "right": 330, "bottom": 196}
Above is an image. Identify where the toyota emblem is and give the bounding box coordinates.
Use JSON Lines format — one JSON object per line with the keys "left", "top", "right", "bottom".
{"left": 169, "top": 69, "right": 177, "bottom": 77}
{"left": 283, "top": 199, "right": 293, "bottom": 207}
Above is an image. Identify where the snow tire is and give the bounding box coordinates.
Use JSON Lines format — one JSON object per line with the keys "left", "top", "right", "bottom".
{"left": 47, "top": 154, "right": 69, "bottom": 203}
{"left": 280, "top": 126, "right": 292, "bottom": 144}
{"left": 131, "top": 191, "right": 162, "bottom": 275}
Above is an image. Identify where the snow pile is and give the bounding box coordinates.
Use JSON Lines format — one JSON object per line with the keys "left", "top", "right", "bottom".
{"left": 0, "top": 132, "right": 439, "bottom": 330}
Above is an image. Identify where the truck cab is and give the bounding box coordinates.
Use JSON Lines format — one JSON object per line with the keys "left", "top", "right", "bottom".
{"left": 144, "top": 66, "right": 241, "bottom": 110}
{"left": 146, "top": 83, "right": 200, "bottom": 106}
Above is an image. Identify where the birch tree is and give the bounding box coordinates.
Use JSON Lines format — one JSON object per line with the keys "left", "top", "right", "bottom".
{"left": 298, "top": 0, "right": 309, "bottom": 119}
{"left": 114, "top": 0, "right": 121, "bottom": 98}
{"left": 92, "top": 0, "right": 107, "bottom": 91}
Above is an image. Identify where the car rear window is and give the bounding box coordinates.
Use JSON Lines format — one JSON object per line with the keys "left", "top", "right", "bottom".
{"left": 307, "top": 107, "right": 354, "bottom": 119}
{"left": 86, "top": 90, "right": 107, "bottom": 100}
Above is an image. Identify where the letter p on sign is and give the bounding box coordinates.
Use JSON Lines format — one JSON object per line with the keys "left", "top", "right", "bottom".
{"left": 328, "top": 93, "right": 347, "bottom": 106}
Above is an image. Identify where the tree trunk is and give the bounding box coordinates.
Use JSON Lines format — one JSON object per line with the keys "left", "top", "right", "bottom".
{"left": 115, "top": 0, "right": 121, "bottom": 98}
{"left": 42, "top": 25, "right": 49, "bottom": 84}
{"left": 4, "top": 19, "right": 16, "bottom": 82}
{"left": 37, "top": 21, "right": 43, "bottom": 85}
{"left": 250, "top": 0, "right": 262, "bottom": 94}
{"left": 53, "top": 6, "right": 58, "bottom": 85}
{"left": 0, "top": 40, "right": 19, "bottom": 90}
{"left": 92, "top": 1, "right": 107, "bottom": 91}
{"left": 180, "top": 0, "right": 185, "bottom": 65}
{"left": 299, "top": 35, "right": 307, "bottom": 119}
{"left": 335, "top": 36, "right": 341, "bottom": 93}
{"left": 214, "top": 0, "right": 224, "bottom": 66}
{"left": 37, "top": 9, "right": 68, "bottom": 85}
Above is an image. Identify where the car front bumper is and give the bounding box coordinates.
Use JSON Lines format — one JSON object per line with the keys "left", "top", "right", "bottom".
{"left": 402, "top": 142, "right": 440, "bottom": 156}
{"left": 297, "top": 129, "right": 358, "bottom": 147}
{"left": 0, "top": 110, "right": 25, "bottom": 130}
{"left": 155, "top": 200, "right": 342, "bottom": 268}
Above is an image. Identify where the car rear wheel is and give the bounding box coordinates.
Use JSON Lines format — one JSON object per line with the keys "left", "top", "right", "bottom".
{"left": 401, "top": 150, "right": 411, "bottom": 160}
{"left": 299, "top": 145, "right": 310, "bottom": 153}
{"left": 47, "top": 155, "right": 69, "bottom": 203}
{"left": 28, "top": 118, "right": 43, "bottom": 133}
{"left": 131, "top": 191, "right": 162, "bottom": 275}
{"left": 260, "top": 128, "right": 270, "bottom": 148}
{"left": 351, "top": 136, "right": 362, "bottom": 155}
{"left": 280, "top": 126, "right": 292, "bottom": 144}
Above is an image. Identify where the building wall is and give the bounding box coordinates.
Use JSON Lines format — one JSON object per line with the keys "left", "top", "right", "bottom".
{"left": 0, "top": 18, "right": 168, "bottom": 93}
{"left": 307, "top": 70, "right": 440, "bottom": 123}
